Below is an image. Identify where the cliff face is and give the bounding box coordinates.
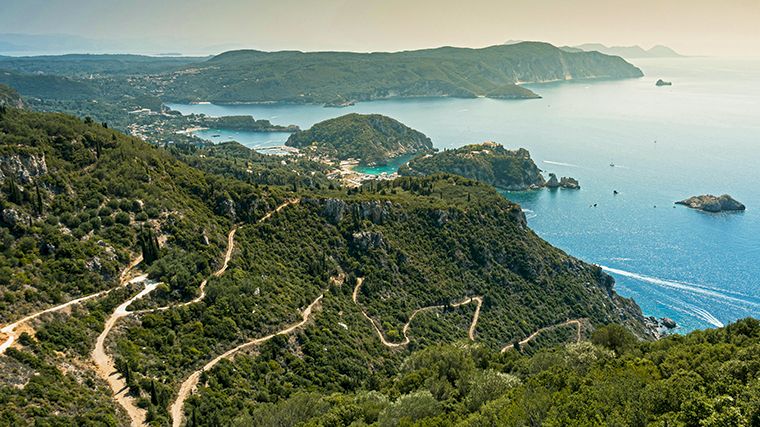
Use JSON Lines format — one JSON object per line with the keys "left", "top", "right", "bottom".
{"left": 286, "top": 113, "right": 434, "bottom": 164}
{"left": 0, "top": 84, "right": 24, "bottom": 109}
{"left": 0, "top": 152, "right": 47, "bottom": 184}
{"left": 300, "top": 190, "right": 655, "bottom": 344}
{"left": 400, "top": 142, "right": 546, "bottom": 190}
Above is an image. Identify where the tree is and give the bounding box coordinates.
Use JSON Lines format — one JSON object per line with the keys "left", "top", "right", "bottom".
{"left": 34, "top": 182, "right": 43, "bottom": 215}
{"left": 140, "top": 226, "right": 161, "bottom": 264}
{"left": 591, "top": 324, "right": 636, "bottom": 355}
{"left": 6, "top": 176, "right": 22, "bottom": 204}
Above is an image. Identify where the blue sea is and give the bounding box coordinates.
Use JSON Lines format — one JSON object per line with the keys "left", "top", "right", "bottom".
{"left": 166, "top": 57, "right": 760, "bottom": 332}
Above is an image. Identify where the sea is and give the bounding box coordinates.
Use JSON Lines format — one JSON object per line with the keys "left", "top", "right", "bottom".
{"left": 166, "top": 57, "right": 760, "bottom": 332}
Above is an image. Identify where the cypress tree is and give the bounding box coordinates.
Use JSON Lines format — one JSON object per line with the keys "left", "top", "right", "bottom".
{"left": 150, "top": 380, "right": 158, "bottom": 405}
{"left": 35, "top": 182, "right": 43, "bottom": 215}
{"left": 140, "top": 226, "right": 161, "bottom": 264}
{"left": 7, "top": 176, "right": 21, "bottom": 204}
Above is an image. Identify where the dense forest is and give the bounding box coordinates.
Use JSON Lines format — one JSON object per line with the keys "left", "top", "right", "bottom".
{"left": 286, "top": 114, "right": 434, "bottom": 164}
{"left": 159, "top": 42, "right": 643, "bottom": 104}
{"left": 399, "top": 142, "right": 547, "bottom": 191}
{"left": 0, "top": 104, "right": 757, "bottom": 427}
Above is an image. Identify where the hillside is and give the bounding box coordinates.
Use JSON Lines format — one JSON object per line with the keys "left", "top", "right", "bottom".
{"left": 0, "top": 84, "right": 23, "bottom": 108}
{"left": 189, "top": 318, "right": 760, "bottom": 426}
{"left": 0, "top": 69, "right": 98, "bottom": 100}
{"left": 286, "top": 113, "right": 434, "bottom": 164}
{"left": 0, "top": 108, "right": 671, "bottom": 425}
{"left": 399, "top": 142, "right": 546, "bottom": 190}
{"left": 159, "top": 42, "right": 644, "bottom": 104}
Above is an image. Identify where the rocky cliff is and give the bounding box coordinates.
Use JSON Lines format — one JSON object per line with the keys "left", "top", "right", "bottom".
{"left": 399, "top": 142, "right": 546, "bottom": 191}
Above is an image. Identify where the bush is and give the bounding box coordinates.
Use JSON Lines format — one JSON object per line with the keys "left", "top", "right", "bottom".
{"left": 114, "top": 211, "right": 131, "bottom": 225}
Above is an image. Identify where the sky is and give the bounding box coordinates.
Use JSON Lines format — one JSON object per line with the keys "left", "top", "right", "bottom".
{"left": 1, "top": 0, "right": 758, "bottom": 56}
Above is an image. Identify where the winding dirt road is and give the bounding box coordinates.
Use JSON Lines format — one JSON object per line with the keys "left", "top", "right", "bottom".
{"left": 500, "top": 319, "right": 584, "bottom": 353}
{"left": 352, "top": 278, "right": 484, "bottom": 348}
{"left": 132, "top": 199, "right": 299, "bottom": 315}
{"left": 0, "top": 255, "right": 143, "bottom": 355}
{"left": 92, "top": 276, "right": 158, "bottom": 427}
{"left": 170, "top": 294, "right": 323, "bottom": 427}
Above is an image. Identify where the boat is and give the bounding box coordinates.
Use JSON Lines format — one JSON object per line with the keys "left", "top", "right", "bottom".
{"left": 609, "top": 163, "right": 615, "bottom": 167}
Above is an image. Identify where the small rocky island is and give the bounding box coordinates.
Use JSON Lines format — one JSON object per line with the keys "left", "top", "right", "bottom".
{"left": 656, "top": 79, "right": 672, "bottom": 86}
{"left": 399, "top": 142, "right": 546, "bottom": 190}
{"left": 286, "top": 113, "right": 433, "bottom": 165}
{"left": 676, "top": 194, "right": 745, "bottom": 212}
{"left": 546, "top": 173, "right": 580, "bottom": 189}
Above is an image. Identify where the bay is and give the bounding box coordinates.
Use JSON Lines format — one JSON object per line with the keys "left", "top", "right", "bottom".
{"left": 166, "top": 57, "right": 760, "bottom": 332}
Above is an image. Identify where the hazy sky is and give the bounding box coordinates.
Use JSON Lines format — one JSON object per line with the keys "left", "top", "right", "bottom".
{"left": 1, "top": 0, "right": 758, "bottom": 56}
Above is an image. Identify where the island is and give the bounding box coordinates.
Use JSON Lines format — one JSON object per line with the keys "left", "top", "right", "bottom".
{"left": 546, "top": 173, "right": 581, "bottom": 189}
{"left": 656, "top": 79, "right": 673, "bottom": 86}
{"left": 201, "top": 115, "right": 299, "bottom": 132}
{"left": 676, "top": 194, "right": 745, "bottom": 212}
{"left": 398, "top": 142, "right": 546, "bottom": 191}
{"left": 285, "top": 113, "right": 434, "bottom": 165}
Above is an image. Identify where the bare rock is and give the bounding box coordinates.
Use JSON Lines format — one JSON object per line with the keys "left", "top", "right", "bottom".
{"left": 676, "top": 194, "right": 745, "bottom": 212}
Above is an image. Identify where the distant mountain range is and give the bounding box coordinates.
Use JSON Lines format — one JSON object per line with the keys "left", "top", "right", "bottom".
{"left": 563, "top": 44, "right": 683, "bottom": 58}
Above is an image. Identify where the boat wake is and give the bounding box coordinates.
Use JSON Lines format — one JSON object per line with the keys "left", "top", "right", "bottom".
{"left": 522, "top": 208, "right": 537, "bottom": 220}
{"left": 543, "top": 160, "right": 579, "bottom": 168}
{"left": 600, "top": 265, "right": 759, "bottom": 310}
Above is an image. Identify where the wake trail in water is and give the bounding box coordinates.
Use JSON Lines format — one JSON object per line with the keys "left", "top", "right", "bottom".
{"left": 543, "top": 160, "right": 579, "bottom": 168}
{"left": 600, "top": 266, "right": 760, "bottom": 311}
{"left": 522, "top": 209, "right": 537, "bottom": 220}
{"left": 661, "top": 301, "right": 724, "bottom": 328}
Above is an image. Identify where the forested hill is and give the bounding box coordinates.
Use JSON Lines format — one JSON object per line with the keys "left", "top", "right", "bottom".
{"left": 160, "top": 42, "right": 644, "bottom": 104}
{"left": 0, "top": 106, "right": 677, "bottom": 425}
{"left": 400, "top": 142, "right": 547, "bottom": 190}
{"left": 286, "top": 113, "right": 434, "bottom": 164}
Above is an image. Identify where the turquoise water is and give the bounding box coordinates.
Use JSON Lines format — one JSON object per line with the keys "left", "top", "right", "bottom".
{"left": 166, "top": 57, "right": 760, "bottom": 332}
{"left": 354, "top": 154, "right": 417, "bottom": 175}
{"left": 193, "top": 128, "right": 293, "bottom": 153}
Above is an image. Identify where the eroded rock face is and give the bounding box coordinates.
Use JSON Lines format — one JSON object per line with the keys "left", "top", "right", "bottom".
{"left": 316, "top": 198, "right": 395, "bottom": 225}
{"left": 351, "top": 231, "right": 385, "bottom": 251}
{"left": 0, "top": 153, "right": 48, "bottom": 185}
{"left": 676, "top": 194, "right": 745, "bottom": 212}
{"left": 2, "top": 208, "right": 24, "bottom": 228}
{"left": 546, "top": 173, "right": 560, "bottom": 188}
{"left": 559, "top": 177, "right": 580, "bottom": 189}
{"left": 217, "top": 198, "right": 236, "bottom": 219}
{"left": 322, "top": 198, "right": 348, "bottom": 224}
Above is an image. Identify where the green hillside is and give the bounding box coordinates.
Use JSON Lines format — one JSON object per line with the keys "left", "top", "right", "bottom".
{"left": 286, "top": 113, "right": 434, "bottom": 164}
{"left": 0, "top": 108, "right": 755, "bottom": 427}
{"left": 400, "top": 142, "right": 546, "bottom": 190}
{"left": 160, "top": 42, "right": 644, "bottom": 104}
